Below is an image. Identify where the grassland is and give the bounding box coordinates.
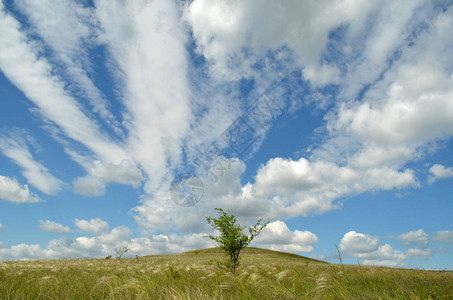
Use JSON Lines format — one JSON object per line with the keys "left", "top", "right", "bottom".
{"left": 1, "top": 247, "right": 452, "bottom": 299}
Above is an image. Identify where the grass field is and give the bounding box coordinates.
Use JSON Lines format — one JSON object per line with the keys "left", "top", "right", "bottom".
{"left": 1, "top": 247, "right": 452, "bottom": 299}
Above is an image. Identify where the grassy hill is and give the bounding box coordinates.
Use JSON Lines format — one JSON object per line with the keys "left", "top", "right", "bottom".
{"left": 178, "top": 246, "right": 327, "bottom": 263}
{"left": 1, "top": 247, "right": 452, "bottom": 299}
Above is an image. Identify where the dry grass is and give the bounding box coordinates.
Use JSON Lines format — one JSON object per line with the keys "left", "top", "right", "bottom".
{"left": 0, "top": 247, "right": 452, "bottom": 299}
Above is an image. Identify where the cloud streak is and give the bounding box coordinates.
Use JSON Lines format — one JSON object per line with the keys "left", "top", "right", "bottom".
{"left": 0, "top": 2, "right": 135, "bottom": 181}
{"left": 0, "top": 133, "right": 62, "bottom": 194}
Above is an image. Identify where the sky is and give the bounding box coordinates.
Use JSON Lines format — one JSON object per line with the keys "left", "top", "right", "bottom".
{"left": 0, "top": 0, "right": 452, "bottom": 269}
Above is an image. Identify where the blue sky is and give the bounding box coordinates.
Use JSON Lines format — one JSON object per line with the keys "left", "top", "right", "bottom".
{"left": 0, "top": 0, "right": 452, "bottom": 269}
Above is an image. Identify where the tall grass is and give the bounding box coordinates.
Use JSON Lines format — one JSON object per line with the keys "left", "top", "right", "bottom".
{"left": 1, "top": 247, "right": 452, "bottom": 299}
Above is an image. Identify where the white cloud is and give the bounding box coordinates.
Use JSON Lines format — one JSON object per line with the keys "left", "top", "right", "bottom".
{"left": 73, "top": 176, "right": 105, "bottom": 197}
{"left": 0, "top": 134, "right": 63, "bottom": 194}
{"left": 0, "top": 175, "right": 42, "bottom": 204}
{"left": 428, "top": 164, "right": 453, "bottom": 183}
{"left": 39, "top": 220, "right": 70, "bottom": 234}
{"left": 338, "top": 0, "right": 430, "bottom": 100}
{"left": 0, "top": 244, "right": 49, "bottom": 260}
{"left": 339, "top": 231, "right": 406, "bottom": 267}
{"left": 247, "top": 157, "right": 416, "bottom": 219}
{"left": 75, "top": 218, "right": 109, "bottom": 236}
{"left": 303, "top": 64, "right": 341, "bottom": 87}
{"left": 0, "top": 225, "right": 215, "bottom": 260}
{"left": 14, "top": 0, "right": 122, "bottom": 132}
{"left": 360, "top": 244, "right": 406, "bottom": 267}
{"left": 0, "top": 223, "right": 3, "bottom": 231}
{"left": 184, "top": 0, "right": 378, "bottom": 84}
{"left": 96, "top": 0, "right": 193, "bottom": 194}
{"left": 324, "top": 6, "right": 453, "bottom": 171}
{"left": 406, "top": 248, "right": 432, "bottom": 259}
{"left": 132, "top": 198, "right": 174, "bottom": 234}
{"left": 97, "top": 226, "right": 132, "bottom": 245}
{"left": 129, "top": 4, "right": 453, "bottom": 233}
{"left": 1, "top": 0, "right": 452, "bottom": 261}
{"left": 71, "top": 158, "right": 144, "bottom": 196}
{"left": 0, "top": 3, "right": 155, "bottom": 198}
{"left": 396, "top": 229, "right": 429, "bottom": 249}
{"left": 252, "top": 220, "right": 319, "bottom": 254}
{"left": 340, "top": 231, "right": 380, "bottom": 254}
{"left": 432, "top": 230, "right": 453, "bottom": 244}
{"left": 89, "top": 160, "right": 143, "bottom": 187}
{"left": 132, "top": 155, "right": 418, "bottom": 234}
{"left": 0, "top": 4, "right": 133, "bottom": 174}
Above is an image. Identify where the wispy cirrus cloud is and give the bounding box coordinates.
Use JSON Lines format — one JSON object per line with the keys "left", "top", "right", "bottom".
{"left": 0, "top": 4, "right": 127, "bottom": 163}
{"left": 14, "top": 0, "right": 122, "bottom": 133}
{"left": 0, "top": 133, "right": 62, "bottom": 194}
{"left": 95, "top": 0, "right": 194, "bottom": 193}
{"left": 0, "top": 2, "right": 144, "bottom": 196}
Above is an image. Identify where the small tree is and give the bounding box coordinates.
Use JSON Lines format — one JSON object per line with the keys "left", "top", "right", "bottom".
{"left": 206, "top": 208, "right": 268, "bottom": 273}
{"left": 114, "top": 246, "right": 129, "bottom": 259}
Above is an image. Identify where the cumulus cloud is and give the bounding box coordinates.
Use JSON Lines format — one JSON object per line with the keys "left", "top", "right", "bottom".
{"left": 0, "top": 244, "right": 49, "bottom": 260}
{"left": 252, "top": 157, "right": 417, "bottom": 216}
{"left": 406, "top": 248, "right": 432, "bottom": 260}
{"left": 428, "top": 164, "right": 453, "bottom": 183}
{"left": 340, "top": 231, "right": 380, "bottom": 254}
{"left": 132, "top": 154, "right": 418, "bottom": 235}
{"left": 252, "top": 220, "right": 319, "bottom": 254}
{"left": 0, "top": 223, "right": 3, "bottom": 231}
{"left": 396, "top": 229, "right": 429, "bottom": 249}
{"left": 432, "top": 230, "right": 453, "bottom": 244}
{"left": 339, "top": 231, "right": 406, "bottom": 267}
{"left": 0, "top": 175, "right": 42, "bottom": 204}
{"left": 0, "top": 225, "right": 215, "bottom": 260}
{"left": 359, "top": 244, "right": 407, "bottom": 267}
{"left": 75, "top": 218, "right": 109, "bottom": 236}
{"left": 38, "top": 220, "right": 70, "bottom": 234}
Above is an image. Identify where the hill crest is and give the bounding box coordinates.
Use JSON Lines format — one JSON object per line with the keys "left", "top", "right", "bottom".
{"left": 178, "top": 246, "right": 327, "bottom": 264}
